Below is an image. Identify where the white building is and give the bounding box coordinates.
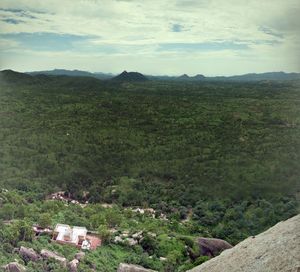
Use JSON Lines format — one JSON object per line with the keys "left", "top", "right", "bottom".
{"left": 53, "top": 224, "right": 87, "bottom": 248}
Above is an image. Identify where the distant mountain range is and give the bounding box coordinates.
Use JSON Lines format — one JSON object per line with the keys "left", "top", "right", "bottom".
{"left": 175, "top": 73, "right": 206, "bottom": 81}
{"left": 2, "top": 69, "right": 299, "bottom": 82}
{"left": 149, "top": 72, "right": 300, "bottom": 82}
{"left": 28, "top": 69, "right": 114, "bottom": 80}
{"left": 209, "top": 72, "right": 300, "bottom": 82}
{"left": 0, "top": 69, "right": 105, "bottom": 90}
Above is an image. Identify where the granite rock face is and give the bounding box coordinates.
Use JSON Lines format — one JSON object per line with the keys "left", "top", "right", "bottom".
{"left": 187, "top": 214, "right": 300, "bottom": 272}
{"left": 4, "top": 262, "right": 26, "bottom": 272}
{"left": 117, "top": 263, "right": 157, "bottom": 272}
{"left": 40, "top": 249, "right": 67, "bottom": 267}
{"left": 68, "top": 259, "right": 79, "bottom": 272}
{"left": 74, "top": 252, "right": 85, "bottom": 261}
{"left": 19, "top": 246, "right": 40, "bottom": 262}
{"left": 196, "top": 237, "right": 232, "bottom": 257}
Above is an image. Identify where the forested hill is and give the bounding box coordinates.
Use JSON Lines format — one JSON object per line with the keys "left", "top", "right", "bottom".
{"left": 0, "top": 69, "right": 299, "bottom": 247}
{"left": 112, "top": 71, "right": 148, "bottom": 82}
{"left": 0, "top": 70, "right": 299, "bottom": 201}
{"left": 28, "top": 69, "right": 113, "bottom": 80}
{"left": 0, "top": 69, "right": 105, "bottom": 89}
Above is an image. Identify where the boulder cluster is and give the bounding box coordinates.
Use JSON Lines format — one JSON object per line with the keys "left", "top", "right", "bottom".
{"left": 2, "top": 235, "right": 236, "bottom": 272}
{"left": 117, "top": 263, "right": 157, "bottom": 272}
{"left": 3, "top": 247, "right": 86, "bottom": 272}
{"left": 113, "top": 230, "right": 156, "bottom": 247}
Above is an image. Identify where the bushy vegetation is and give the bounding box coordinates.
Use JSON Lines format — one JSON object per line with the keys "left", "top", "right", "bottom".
{"left": 0, "top": 72, "right": 299, "bottom": 271}
{"left": 0, "top": 189, "right": 297, "bottom": 271}
{"left": 0, "top": 189, "right": 204, "bottom": 271}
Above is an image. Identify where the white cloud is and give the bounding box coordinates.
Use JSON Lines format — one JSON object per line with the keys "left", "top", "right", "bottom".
{"left": 0, "top": 0, "right": 299, "bottom": 75}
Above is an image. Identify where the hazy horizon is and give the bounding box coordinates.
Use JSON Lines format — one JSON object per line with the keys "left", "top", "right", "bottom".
{"left": 1, "top": 0, "right": 299, "bottom": 76}
{"left": 3, "top": 67, "right": 300, "bottom": 78}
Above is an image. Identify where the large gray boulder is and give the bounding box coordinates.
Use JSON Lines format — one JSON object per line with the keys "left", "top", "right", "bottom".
{"left": 40, "top": 249, "right": 67, "bottom": 267}
{"left": 74, "top": 251, "right": 85, "bottom": 261}
{"left": 4, "top": 262, "right": 26, "bottom": 272}
{"left": 117, "top": 263, "right": 157, "bottom": 272}
{"left": 196, "top": 237, "right": 232, "bottom": 257}
{"left": 68, "top": 259, "right": 79, "bottom": 272}
{"left": 19, "top": 246, "right": 40, "bottom": 262}
{"left": 187, "top": 214, "right": 300, "bottom": 272}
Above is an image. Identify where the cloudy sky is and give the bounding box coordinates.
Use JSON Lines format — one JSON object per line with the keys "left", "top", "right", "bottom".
{"left": 0, "top": 0, "right": 299, "bottom": 76}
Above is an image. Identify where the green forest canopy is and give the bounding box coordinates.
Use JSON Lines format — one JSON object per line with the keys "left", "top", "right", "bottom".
{"left": 0, "top": 72, "right": 299, "bottom": 207}
{"left": 0, "top": 72, "right": 299, "bottom": 271}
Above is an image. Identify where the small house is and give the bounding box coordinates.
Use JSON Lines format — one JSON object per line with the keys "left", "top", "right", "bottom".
{"left": 52, "top": 224, "right": 101, "bottom": 250}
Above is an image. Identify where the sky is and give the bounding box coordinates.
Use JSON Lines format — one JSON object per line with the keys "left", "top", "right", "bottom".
{"left": 0, "top": 0, "right": 299, "bottom": 76}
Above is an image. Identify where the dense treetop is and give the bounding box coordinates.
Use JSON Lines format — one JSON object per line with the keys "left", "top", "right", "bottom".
{"left": 0, "top": 71, "right": 299, "bottom": 204}
{"left": 0, "top": 71, "right": 299, "bottom": 271}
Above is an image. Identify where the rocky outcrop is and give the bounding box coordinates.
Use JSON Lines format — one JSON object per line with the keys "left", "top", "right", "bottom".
{"left": 68, "top": 259, "right": 79, "bottom": 272}
{"left": 112, "top": 71, "right": 148, "bottom": 82}
{"left": 187, "top": 214, "right": 300, "bottom": 272}
{"left": 74, "top": 251, "right": 85, "bottom": 261}
{"left": 66, "top": 251, "right": 85, "bottom": 271}
{"left": 117, "top": 263, "right": 157, "bottom": 272}
{"left": 40, "top": 249, "right": 67, "bottom": 267}
{"left": 196, "top": 237, "right": 232, "bottom": 257}
{"left": 4, "top": 262, "right": 26, "bottom": 272}
{"left": 19, "top": 246, "right": 40, "bottom": 263}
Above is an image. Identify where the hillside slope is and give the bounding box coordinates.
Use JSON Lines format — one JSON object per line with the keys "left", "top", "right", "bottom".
{"left": 187, "top": 214, "right": 300, "bottom": 272}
